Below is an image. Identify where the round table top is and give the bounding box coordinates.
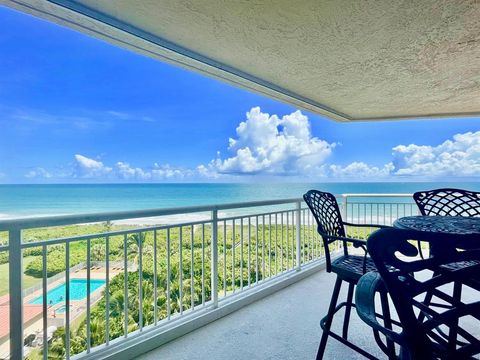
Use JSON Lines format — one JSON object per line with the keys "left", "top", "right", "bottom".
{"left": 393, "top": 216, "right": 480, "bottom": 236}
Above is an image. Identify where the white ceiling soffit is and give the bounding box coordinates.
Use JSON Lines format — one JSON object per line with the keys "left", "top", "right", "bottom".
{"left": 3, "top": 0, "right": 480, "bottom": 122}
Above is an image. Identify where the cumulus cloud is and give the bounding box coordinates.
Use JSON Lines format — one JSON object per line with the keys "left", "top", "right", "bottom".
{"left": 116, "top": 162, "right": 151, "bottom": 180}
{"left": 68, "top": 155, "right": 216, "bottom": 181}
{"left": 212, "top": 107, "right": 335, "bottom": 175}
{"left": 330, "top": 162, "right": 394, "bottom": 179}
{"left": 19, "top": 110, "right": 480, "bottom": 183}
{"left": 392, "top": 131, "right": 480, "bottom": 177}
{"left": 151, "top": 163, "right": 194, "bottom": 180}
{"left": 74, "top": 154, "right": 112, "bottom": 178}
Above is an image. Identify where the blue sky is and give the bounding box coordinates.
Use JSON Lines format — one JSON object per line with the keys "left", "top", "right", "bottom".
{"left": 0, "top": 6, "right": 479, "bottom": 183}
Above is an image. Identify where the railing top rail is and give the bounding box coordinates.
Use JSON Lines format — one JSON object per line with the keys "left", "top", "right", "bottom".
{"left": 0, "top": 197, "right": 303, "bottom": 230}
{"left": 341, "top": 193, "right": 412, "bottom": 198}
{"left": 0, "top": 193, "right": 416, "bottom": 231}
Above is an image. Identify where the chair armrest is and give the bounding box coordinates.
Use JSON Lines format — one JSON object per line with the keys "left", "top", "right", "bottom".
{"left": 319, "top": 233, "right": 368, "bottom": 272}
{"left": 343, "top": 222, "right": 391, "bottom": 229}
{"left": 325, "top": 234, "right": 367, "bottom": 248}
{"left": 355, "top": 272, "right": 404, "bottom": 345}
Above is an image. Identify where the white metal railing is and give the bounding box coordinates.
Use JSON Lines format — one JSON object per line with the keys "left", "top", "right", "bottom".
{"left": 340, "top": 193, "right": 418, "bottom": 226}
{"left": 0, "top": 194, "right": 416, "bottom": 359}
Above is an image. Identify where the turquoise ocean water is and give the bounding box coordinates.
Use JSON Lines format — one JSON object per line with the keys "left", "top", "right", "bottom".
{"left": 0, "top": 183, "right": 479, "bottom": 219}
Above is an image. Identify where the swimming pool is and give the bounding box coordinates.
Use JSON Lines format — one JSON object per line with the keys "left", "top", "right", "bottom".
{"left": 29, "top": 279, "right": 106, "bottom": 305}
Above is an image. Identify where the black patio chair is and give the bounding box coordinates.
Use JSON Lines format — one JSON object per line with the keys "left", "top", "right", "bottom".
{"left": 356, "top": 227, "right": 480, "bottom": 359}
{"left": 303, "top": 190, "right": 395, "bottom": 360}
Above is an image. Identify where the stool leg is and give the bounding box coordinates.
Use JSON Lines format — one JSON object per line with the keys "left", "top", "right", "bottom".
{"left": 418, "top": 271, "right": 438, "bottom": 323}
{"left": 448, "top": 281, "right": 462, "bottom": 353}
{"left": 380, "top": 291, "right": 396, "bottom": 359}
{"left": 342, "top": 282, "right": 355, "bottom": 339}
{"left": 316, "top": 277, "right": 342, "bottom": 360}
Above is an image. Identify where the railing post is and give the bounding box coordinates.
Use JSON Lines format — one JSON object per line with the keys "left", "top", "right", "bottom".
{"left": 295, "top": 201, "right": 301, "bottom": 271}
{"left": 211, "top": 209, "right": 218, "bottom": 308}
{"left": 9, "top": 228, "right": 23, "bottom": 359}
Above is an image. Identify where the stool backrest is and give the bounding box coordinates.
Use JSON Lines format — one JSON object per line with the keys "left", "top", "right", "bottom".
{"left": 303, "top": 190, "right": 346, "bottom": 271}
{"left": 414, "top": 188, "right": 480, "bottom": 217}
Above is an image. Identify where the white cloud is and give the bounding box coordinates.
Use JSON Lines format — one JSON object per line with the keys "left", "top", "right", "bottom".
{"left": 151, "top": 163, "right": 193, "bottom": 180}
{"left": 329, "top": 162, "right": 394, "bottom": 179}
{"left": 392, "top": 131, "right": 480, "bottom": 177}
{"left": 18, "top": 111, "right": 480, "bottom": 183}
{"left": 213, "top": 107, "right": 335, "bottom": 175}
{"left": 25, "top": 167, "right": 52, "bottom": 179}
{"left": 74, "top": 154, "right": 112, "bottom": 178}
{"left": 70, "top": 155, "right": 213, "bottom": 181}
{"left": 116, "top": 162, "right": 151, "bottom": 180}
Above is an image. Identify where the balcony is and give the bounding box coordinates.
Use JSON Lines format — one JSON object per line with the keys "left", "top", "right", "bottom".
{"left": 0, "top": 194, "right": 419, "bottom": 359}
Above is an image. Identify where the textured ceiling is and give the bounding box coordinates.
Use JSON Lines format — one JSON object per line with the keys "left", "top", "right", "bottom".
{"left": 4, "top": 0, "right": 480, "bottom": 121}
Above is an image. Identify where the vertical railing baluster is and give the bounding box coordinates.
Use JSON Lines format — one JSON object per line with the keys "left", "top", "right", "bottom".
{"left": 202, "top": 224, "right": 205, "bottom": 306}
{"left": 138, "top": 232, "right": 143, "bottom": 330}
{"left": 211, "top": 209, "right": 219, "bottom": 308}
{"left": 240, "top": 218, "right": 244, "bottom": 290}
{"left": 248, "top": 217, "right": 251, "bottom": 287}
{"left": 153, "top": 230, "right": 158, "bottom": 325}
{"left": 86, "top": 238, "right": 91, "bottom": 352}
{"left": 255, "top": 216, "right": 259, "bottom": 283}
{"left": 274, "top": 213, "right": 278, "bottom": 273}
{"left": 291, "top": 210, "right": 295, "bottom": 267}
{"left": 105, "top": 236, "right": 110, "bottom": 344}
{"left": 9, "top": 229, "right": 23, "bottom": 360}
{"left": 123, "top": 234, "right": 128, "bottom": 337}
{"left": 295, "top": 201, "right": 301, "bottom": 271}
{"left": 262, "top": 215, "right": 265, "bottom": 281}
{"left": 308, "top": 212, "right": 312, "bottom": 260}
{"left": 232, "top": 219, "right": 236, "bottom": 292}
{"left": 286, "top": 212, "right": 289, "bottom": 270}
{"left": 190, "top": 226, "right": 194, "bottom": 309}
{"left": 65, "top": 241, "right": 70, "bottom": 360}
{"left": 281, "top": 213, "right": 284, "bottom": 271}
{"left": 223, "top": 220, "right": 227, "bottom": 297}
{"left": 179, "top": 227, "right": 183, "bottom": 315}
{"left": 42, "top": 245, "right": 47, "bottom": 360}
{"left": 167, "top": 229, "right": 171, "bottom": 319}
{"left": 268, "top": 214, "right": 272, "bottom": 276}
{"left": 344, "top": 195, "right": 348, "bottom": 222}
{"left": 301, "top": 209, "right": 305, "bottom": 264}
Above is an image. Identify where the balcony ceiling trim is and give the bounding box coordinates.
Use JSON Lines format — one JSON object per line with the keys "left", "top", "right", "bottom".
{"left": 4, "top": 0, "right": 480, "bottom": 122}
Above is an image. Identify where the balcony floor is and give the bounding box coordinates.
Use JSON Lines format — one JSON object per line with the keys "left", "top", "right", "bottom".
{"left": 138, "top": 269, "right": 385, "bottom": 360}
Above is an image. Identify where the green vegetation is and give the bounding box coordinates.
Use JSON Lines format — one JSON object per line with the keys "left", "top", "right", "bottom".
{"left": 0, "top": 256, "right": 40, "bottom": 296}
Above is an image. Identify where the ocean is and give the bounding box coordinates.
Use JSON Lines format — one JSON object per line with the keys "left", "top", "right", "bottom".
{"left": 1, "top": 182, "right": 479, "bottom": 219}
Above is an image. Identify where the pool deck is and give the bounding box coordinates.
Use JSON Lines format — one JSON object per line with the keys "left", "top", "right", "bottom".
{"left": 0, "top": 266, "right": 121, "bottom": 358}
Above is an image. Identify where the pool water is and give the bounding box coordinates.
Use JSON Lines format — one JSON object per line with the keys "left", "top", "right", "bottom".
{"left": 29, "top": 279, "right": 106, "bottom": 305}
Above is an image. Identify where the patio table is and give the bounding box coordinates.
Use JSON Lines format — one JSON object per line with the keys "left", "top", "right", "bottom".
{"left": 393, "top": 215, "right": 480, "bottom": 249}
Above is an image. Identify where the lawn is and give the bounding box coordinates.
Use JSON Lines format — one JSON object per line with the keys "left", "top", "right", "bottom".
{"left": 0, "top": 256, "right": 41, "bottom": 296}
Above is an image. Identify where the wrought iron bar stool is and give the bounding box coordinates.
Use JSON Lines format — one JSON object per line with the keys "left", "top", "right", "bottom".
{"left": 413, "top": 188, "right": 480, "bottom": 349}
{"left": 356, "top": 227, "right": 480, "bottom": 359}
{"left": 303, "top": 190, "right": 396, "bottom": 360}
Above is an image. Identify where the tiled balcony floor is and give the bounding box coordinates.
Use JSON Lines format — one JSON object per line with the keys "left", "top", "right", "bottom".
{"left": 137, "top": 269, "right": 385, "bottom": 360}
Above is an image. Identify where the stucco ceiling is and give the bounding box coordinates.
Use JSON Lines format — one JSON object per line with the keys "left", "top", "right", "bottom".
{"left": 4, "top": 0, "right": 480, "bottom": 121}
